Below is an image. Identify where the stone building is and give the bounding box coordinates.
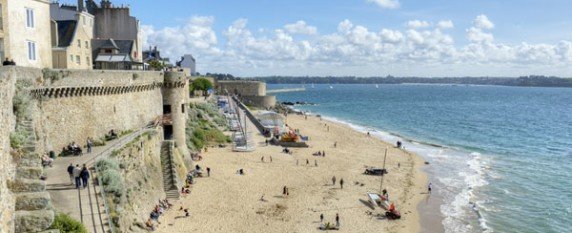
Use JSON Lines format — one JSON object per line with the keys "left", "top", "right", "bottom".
{"left": 50, "top": 1, "right": 94, "bottom": 69}
{"left": 86, "top": 0, "right": 142, "bottom": 64}
{"left": 178, "top": 54, "right": 196, "bottom": 76}
{"left": 92, "top": 38, "right": 141, "bottom": 70}
{"left": 0, "top": 0, "right": 53, "bottom": 68}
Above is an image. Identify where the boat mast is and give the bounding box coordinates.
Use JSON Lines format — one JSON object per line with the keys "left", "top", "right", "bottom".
{"left": 379, "top": 148, "right": 388, "bottom": 193}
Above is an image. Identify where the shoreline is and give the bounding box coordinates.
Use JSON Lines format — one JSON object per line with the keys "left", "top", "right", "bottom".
{"left": 156, "top": 113, "right": 436, "bottom": 233}
{"left": 315, "top": 114, "right": 446, "bottom": 233}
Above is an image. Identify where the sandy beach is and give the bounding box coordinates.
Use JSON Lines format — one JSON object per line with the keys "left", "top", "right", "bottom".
{"left": 156, "top": 113, "right": 429, "bottom": 233}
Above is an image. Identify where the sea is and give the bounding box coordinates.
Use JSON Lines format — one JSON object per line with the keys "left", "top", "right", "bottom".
{"left": 269, "top": 84, "right": 572, "bottom": 233}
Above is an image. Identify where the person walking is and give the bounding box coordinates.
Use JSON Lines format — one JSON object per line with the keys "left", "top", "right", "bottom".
{"left": 320, "top": 213, "right": 324, "bottom": 222}
{"left": 67, "top": 163, "right": 74, "bottom": 184}
{"left": 86, "top": 137, "right": 93, "bottom": 154}
{"left": 340, "top": 178, "right": 344, "bottom": 189}
{"left": 332, "top": 176, "right": 336, "bottom": 186}
{"left": 73, "top": 165, "right": 82, "bottom": 189}
{"left": 206, "top": 167, "right": 211, "bottom": 177}
{"left": 283, "top": 186, "right": 287, "bottom": 196}
{"left": 261, "top": 156, "right": 265, "bottom": 162}
{"left": 335, "top": 213, "right": 340, "bottom": 227}
{"left": 80, "top": 165, "right": 90, "bottom": 189}
{"left": 270, "top": 156, "right": 273, "bottom": 163}
{"left": 315, "top": 160, "right": 318, "bottom": 167}
{"left": 428, "top": 182, "right": 432, "bottom": 194}
{"left": 306, "top": 159, "right": 309, "bottom": 165}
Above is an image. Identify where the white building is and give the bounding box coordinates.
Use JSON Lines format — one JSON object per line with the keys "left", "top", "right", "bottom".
{"left": 1, "top": 0, "right": 53, "bottom": 68}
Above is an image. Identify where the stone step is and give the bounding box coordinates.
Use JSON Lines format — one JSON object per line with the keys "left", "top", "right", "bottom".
{"left": 8, "top": 178, "right": 46, "bottom": 193}
{"left": 18, "top": 158, "right": 42, "bottom": 167}
{"left": 14, "top": 209, "right": 55, "bottom": 233}
{"left": 16, "top": 166, "right": 44, "bottom": 179}
{"left": 15, "top": 191, "right": 51, "bottom": 211}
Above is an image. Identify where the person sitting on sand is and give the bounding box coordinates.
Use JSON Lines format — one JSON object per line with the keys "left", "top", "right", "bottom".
{"left": 146, "top": 218, "right": 155, "bottom": 231}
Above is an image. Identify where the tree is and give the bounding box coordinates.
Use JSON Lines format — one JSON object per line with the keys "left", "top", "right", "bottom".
{"left": 190, "top": 78, "right": 213, "bottom": 96}
{"left": 148, "top": 60, "right": 164, "bottom": 70}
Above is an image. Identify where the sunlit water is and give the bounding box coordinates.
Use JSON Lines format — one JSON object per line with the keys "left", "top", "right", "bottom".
{"left": 270, "top": 84, "right": 572, "bottom": 233}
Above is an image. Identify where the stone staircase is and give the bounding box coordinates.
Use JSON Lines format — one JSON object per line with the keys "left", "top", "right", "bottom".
{"left": 160, "top": 141, "right": 180, "bottom": 200}
{"left": 9, "top": 120, "right": 56, "bottom": 233}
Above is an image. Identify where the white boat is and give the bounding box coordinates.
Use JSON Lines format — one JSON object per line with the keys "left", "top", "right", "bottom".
{"left": 329, "top": 85, "right": 333, "bottom": 89}
{"left": 375, "top": 84, "right": 379, "bottom": 88}
{"left": 367, "top": 192, "right": 389, "bottom": 210}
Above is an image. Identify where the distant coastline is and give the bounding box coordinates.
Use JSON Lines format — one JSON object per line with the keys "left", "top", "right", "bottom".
{"left": 246, "top": 75, "right": 572, "bottom": 88}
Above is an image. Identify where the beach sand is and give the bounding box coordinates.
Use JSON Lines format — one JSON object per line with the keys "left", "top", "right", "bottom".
{"left": 156, "top": 114, "right": 429, "bottom": 233}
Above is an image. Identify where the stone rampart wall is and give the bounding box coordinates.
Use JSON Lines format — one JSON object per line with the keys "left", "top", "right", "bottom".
{"left": 34, "top": 69, "right": 165, "bottom": 154}
{"left": 216, "top": 81, "right": 266, "bottom": 96}
{"left": 242, "top": 95, "right": 277, "bottom": 109}
{"left": 0, "top": 67, "right": 17, "bottom": 233}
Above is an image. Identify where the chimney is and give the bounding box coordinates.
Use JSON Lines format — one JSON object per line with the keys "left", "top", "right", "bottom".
{"left": 78, "top": 0, "right": 85, "bottom": 11}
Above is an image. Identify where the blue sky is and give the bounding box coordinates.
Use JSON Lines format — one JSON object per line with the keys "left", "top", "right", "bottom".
{"left": 63, "top": 0, "right": 572, "bottom": 77}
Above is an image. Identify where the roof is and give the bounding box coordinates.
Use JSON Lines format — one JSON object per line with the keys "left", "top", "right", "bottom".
{"left": 95, "top": 54, "right": 132, "bottom": 62}
{"left": 92, "top": 39, "right": 135, "bottom": 63}
{"left": 56, "top": 20, "right": 77, "bottom": 47}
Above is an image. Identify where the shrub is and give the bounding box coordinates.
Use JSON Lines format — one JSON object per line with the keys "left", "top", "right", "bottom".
{"left": 9, "top": 131, "right": 28, "bottom": 149}
{"left": 96, "top": 158, "right": 120, "bottom": 171}
{"left": 50, "top": 213, "right": 88, "bottom": 233}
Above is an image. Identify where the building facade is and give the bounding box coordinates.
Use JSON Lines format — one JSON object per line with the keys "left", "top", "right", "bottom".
{"left": 50, "top": 2, "right": 94, "bottom": 69}
{"left": 178, "top": 54, "right": 196, "bottom": 76}
{"left": 0, "top": 0, "right": 52, "bottom": 68}
{"left": 86, "top": 0, "right": 142, "bottom": 64}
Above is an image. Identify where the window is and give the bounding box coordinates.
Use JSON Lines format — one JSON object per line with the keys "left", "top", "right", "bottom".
{"left": 77, "top": 39, "right": 81, "bottom": 48}
{"left": 85, "top": 41, "right": 89, "bottom": 48}
{"left": 27, "top": 41, "right": 36, "bottom": 60}
{"left": 70, "top": 55, "right": 74, "bottom": 62}
{"left": 26, "top": 8, "right": 34, "bottom": 28}
{"left": 76, "top": 55, "right": 80, "bottom": 65}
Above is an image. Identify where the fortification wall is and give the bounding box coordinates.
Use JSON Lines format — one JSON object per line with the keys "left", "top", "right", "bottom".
{"left": 216, "top": 81, "right": 266, "bottom": 96}
{"left": 0, "top": 67, "right": 17, "bottom": 233}
{"left": 33, "top": 69, "right": 164, "bottom": 154}
{"left": 242, "top": 95, "right": 277, "bottom": 109}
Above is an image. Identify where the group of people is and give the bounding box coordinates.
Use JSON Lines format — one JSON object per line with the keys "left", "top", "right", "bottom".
{"left": 312, "top": 151, "right": 326, "bottom": 157}
{"left": 319, "top": 213, "right": 341, "bottom": 230}
{"left": 64, "top": 142, "right": 83, "bottom": 156}
{"left": 146, "top": 199, "right": 173, "bottom": 231}
{"left": 2, "top": 58, "right": 16, "bottom": 66}
{"left": 66, "top": 164, "right": 90, "bottom": 189}
{"left": 331, "top": 176, "right": 345, "bottom": 189}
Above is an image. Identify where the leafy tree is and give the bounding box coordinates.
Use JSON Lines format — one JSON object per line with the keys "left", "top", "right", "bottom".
{"left": 190, "top": 78, "right": 213, "bottom": 96}
{"left": 148, "top": 60, "right": 164, "bottom": 70}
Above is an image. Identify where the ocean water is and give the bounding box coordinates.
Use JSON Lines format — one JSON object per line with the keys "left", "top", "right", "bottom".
{"left": 270, "top": 84, "right": 572, "bottom": 233}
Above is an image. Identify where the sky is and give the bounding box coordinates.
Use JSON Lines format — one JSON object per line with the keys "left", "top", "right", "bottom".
{"left": 65, "top": 0, "right": 572, "bottom": 77}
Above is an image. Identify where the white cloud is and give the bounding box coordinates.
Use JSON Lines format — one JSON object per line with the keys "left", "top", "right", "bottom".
{"left": 284, "top": 21, "right": 317, "bottom": 35}
{"left": 474, "top": 14, "right": 494, "bottom": 29}
{"left": 142, "top": 16, "right": 220, "bottom": 61}
{"left": 142, "top": 15, "right": 572, "bottom": 76}
{"left": 366, "top": 0, "right": 400, "bottom": 9}
{"left": 407, "top": 20, "right": 431, "bottom": 29}
{"left": 466, "top": 27, "right": 494, "bottom": 43}
{"left": 437, "top": 20, "right": 454, "bottom": 29}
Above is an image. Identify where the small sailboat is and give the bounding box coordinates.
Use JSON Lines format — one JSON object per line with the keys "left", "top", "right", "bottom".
{"left": 375, "top": 84, "right": 379, "bottom": 88}
{"left": 329, "top": 85, "right": 333, "bottom": 89}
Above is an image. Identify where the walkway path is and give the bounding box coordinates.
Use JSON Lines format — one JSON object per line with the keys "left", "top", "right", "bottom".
{"left": 45, "top": 128, "right": 153, "bottom": 233}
